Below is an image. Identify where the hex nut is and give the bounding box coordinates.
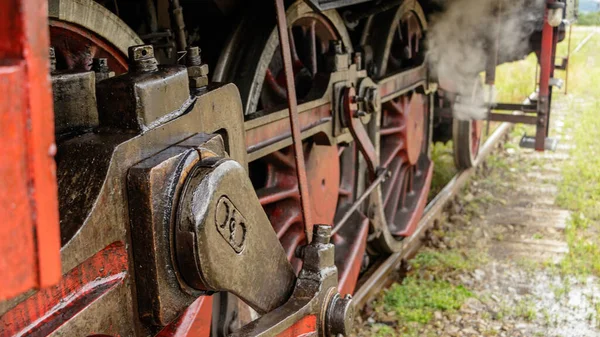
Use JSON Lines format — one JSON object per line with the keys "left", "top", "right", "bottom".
{"left": 189, "top": 76, "right": 209, "bottom": 88}
{"left": 187, "top": 64, "right": 209, "bottom": 78}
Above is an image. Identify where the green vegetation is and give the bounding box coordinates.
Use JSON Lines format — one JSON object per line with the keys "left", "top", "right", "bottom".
{"left": 494, "top": 54, "right": 538, "bottom": 103}
{"left": 381, "top": 278, "right": 473, "bottom": 324}
{"left": 553, "top": 28, "right": 600, "bottom": 278}
{"left": 429, "top": 141, "right": 457, "bottom": 199}
{"left": 577, "top": 12, "right": 600, "bottom": 25}
{"left": 411, "top": 249, "right": 483, "bottom": 274}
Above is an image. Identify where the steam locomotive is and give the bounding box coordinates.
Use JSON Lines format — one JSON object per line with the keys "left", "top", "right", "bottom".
{"left": 0, "top": 0, "right": 575, "bottom": 335}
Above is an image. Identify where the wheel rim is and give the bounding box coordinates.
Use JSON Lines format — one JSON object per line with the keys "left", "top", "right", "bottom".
{"left": 362, "top": 0, "right": 433, "bottom": 252}
{"left": 213, "top": 1, "right": 352, "bottom": 115}
{"left": 259, "top": 16, "right": 338, "bottom": 112}
{"left": 48, "top": 0, "right": 142, "bottom": 73}
{"left": 49, "top": 20, "right": 129, "bottom": 73}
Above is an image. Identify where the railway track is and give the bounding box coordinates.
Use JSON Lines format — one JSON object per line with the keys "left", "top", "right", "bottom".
{"left": 353, "top": 120, "right": 513, "bottom": 310}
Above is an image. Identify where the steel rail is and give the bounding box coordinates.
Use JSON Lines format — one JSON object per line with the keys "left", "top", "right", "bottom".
{"left": 352, "top": 120, "right": 513, "bottom": 309}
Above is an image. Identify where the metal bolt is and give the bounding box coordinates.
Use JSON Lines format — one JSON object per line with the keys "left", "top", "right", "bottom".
{"left": 312, "top": 225, "right": 331, "bottom": 245}
{"left": 49, "top": 47, "right": 56, "bottom": 73}
{"left": 128, "top": 45, "right": 158, "bottom": 73}
{"left": 186, "top": 46, "right": 202, "bottom": 66}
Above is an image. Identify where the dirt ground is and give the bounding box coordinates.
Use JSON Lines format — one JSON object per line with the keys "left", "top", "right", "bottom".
{"left": 353, "top": 27, "right": 600, "bottom": 337}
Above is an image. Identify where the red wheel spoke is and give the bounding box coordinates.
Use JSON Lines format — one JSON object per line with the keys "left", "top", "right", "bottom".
{"left": 382, "top": 157, "right": 403, "bottom": 206}
{"left": 265, "top": 69, "right": 289, "bottom": 100}
{"left": 384, "top": 166, "right": 408, "bottom": 223}
{"left": 257, "top": 185, "right": 299, "bottom": 205}
{"left": 380, "top": 138, "right": 406, "bottom": 167}
{"left": 265, "top": 150, "right": 296, "bottom": 170}
{"left": 380, "top": 125, "right": 406, "bottom": 136}
{"left": 270, "top": 209, "right": 302, "bottom": 238}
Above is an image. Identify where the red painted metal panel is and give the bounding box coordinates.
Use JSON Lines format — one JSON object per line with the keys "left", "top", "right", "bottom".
{"left": 276, "top": 315, "right": 318, "bottom": 337}
{"left": 536, "top": 3, "right": 554, "bottom": 151}
{"left": 157, "top": 297, "right": 213, "bottom": 337}
{"left": 0, "top": 0, "right": 61, "bottom": 300}
{"left": 0, "top": 242, "right": 127, "bottom": 337}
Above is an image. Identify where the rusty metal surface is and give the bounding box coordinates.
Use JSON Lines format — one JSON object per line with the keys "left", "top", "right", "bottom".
{"left": 127, "top": 134, "right": 221, "bottom": 326}
{"left": 97, "top": 46, "right": 192, "bottom": 132}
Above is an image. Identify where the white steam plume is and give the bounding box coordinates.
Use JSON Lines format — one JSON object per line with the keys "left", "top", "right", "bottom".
{"left": 426, "top": 0, "right": 545, "bottom": 120}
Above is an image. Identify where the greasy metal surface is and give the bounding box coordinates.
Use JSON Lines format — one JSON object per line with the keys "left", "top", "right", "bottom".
{"left": 38, "top": 84, "right": 246, "bottom": 335}
{"left": 175, "top": 157, "right": 296, "bottom": 314}
{"left": 127, "top": 134, "right": 223, "bottom": 326}
{"left": 51, "top": 71, "right": 99, "bottom": 137}
{"left": 275, "top": 0, "right": 315, "bottom": 243}
{"left": 231, "top": 225, "right": 353, "bottom": 337}
{"left": 0, "top": 0, "right": 61, "bottom": 301}
{"left": 353, "top": 121, "right": 514, "bottom": 310}
{"left": 96, "top": 61, "right": 191, "bottom": 132}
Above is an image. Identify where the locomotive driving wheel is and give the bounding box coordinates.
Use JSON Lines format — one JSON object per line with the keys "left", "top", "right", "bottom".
{"left": 216, "top": 0, "right": 367, "bottom": 295}
{"left": 362, "top": 0, "right": 433, "bottom": 253}
{"left": 48, "top": 0, "right": 142, "bottom": 73}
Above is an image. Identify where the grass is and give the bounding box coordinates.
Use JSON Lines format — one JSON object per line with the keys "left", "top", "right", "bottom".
{"left": 381, "top": 277, "right": 473, "bottom": 325}
{"left": 578, "top": 12, "right": 600, "bottom": 26}
{"left": 429, "top": 141, "right": 457, "bottom": 199}
{"left": 410, "top": 249, "right": 483, "bottom": 274}
{"left": 552, "top": 26, "right": 600, "bottom": 278}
